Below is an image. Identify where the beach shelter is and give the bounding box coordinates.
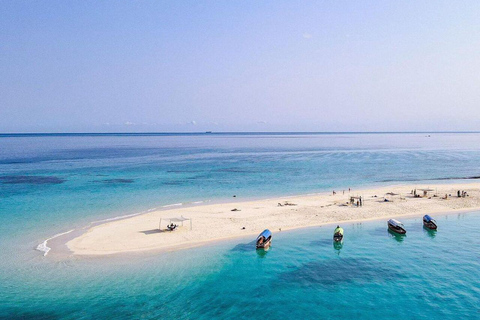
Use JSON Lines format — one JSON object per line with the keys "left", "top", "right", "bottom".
{"left": 159, "top": 216, "right": 192, "bottom": 230}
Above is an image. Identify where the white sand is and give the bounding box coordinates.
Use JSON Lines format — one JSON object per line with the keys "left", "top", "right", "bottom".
{"left": 67, "top": 183, "right": 480, "bottom": 255}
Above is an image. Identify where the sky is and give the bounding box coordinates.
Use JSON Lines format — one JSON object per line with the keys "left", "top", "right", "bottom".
{"left": 1, "top": 1, "right": 480, "bottom": 133}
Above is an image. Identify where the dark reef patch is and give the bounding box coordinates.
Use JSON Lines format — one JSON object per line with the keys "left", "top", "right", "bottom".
{"left": 379, "top": 176, "right": 480, "bottom": 183}
{"left": 99, "top": 179, "right": 134, "bottom": 184}
{"left": 278, "top": 258, "right": 402, "bottom": 287}
{"left": 0, "top": 175, "right": 65, "bottom": 185}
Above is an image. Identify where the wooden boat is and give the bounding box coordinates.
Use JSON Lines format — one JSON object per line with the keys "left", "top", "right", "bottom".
{"left": 256, "top": 229, "right": 272, "bottom": 249}
{"left": 333, "top": 225, "right": 344, "bottom": 242}
{"left": 423, "top": 215, "right": 437, "bottom": 230}
{"left": 387, "top": 219, "right": 406, "bottom": 234}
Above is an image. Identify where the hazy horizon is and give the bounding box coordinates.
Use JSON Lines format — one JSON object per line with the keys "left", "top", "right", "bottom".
{"left": 1, "top": 1, "right": 480, "bottom": 133}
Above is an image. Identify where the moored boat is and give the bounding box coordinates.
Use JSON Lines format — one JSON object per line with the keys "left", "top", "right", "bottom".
{"left": 256, "top": 229, "right": 272, "bottom": 249}
{"left": 423, "top": 215, "right": 437, "bottom": 230}
{"left": 333, "top": 225, "right": 344, "bottom": 242}
{"left": 387, "top": 219, "right": 406, "bottom": 234}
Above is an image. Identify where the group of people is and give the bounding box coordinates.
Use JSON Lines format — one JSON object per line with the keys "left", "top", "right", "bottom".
{"left": 349, "top": 196, "right": 363, "bottom": 207}
{"left": 457, "top": 190, "right": 469, "bottom": 198}
{"left": 411, "top": 189, "right": 426, "bottom": 198}
{"left": 334, "top": 188, "right": 351, "bottom": 196}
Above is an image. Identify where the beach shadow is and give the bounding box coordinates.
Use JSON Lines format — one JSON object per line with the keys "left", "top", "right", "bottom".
{"left": 140, "top": 229, "right": 166, "bottom": 235}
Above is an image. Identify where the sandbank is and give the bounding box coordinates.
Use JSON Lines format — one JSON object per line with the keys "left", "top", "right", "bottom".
{"left": 66, "top": 182, "right": 480, "bottom": 256}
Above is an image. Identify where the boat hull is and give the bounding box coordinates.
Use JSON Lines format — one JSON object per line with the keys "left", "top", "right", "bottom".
{"left": 333, "top": 233, "right": 343, "bottom": 242}
{"left": 423, "top": 221, "right": 437, "bottom": 230}
{"left": 388, "top": 224, "right": 406, "bottom": 234}
{"left": 256, "top": 239, "right": 271, "bottom": 249}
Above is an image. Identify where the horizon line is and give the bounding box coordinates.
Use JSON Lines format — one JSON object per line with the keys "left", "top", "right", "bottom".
{"left": 1, "top": 130, "right": 480, "bottom": 136}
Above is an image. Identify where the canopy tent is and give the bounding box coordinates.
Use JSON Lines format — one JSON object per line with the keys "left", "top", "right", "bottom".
{"left": 388, "top": 219, "right": 404, "bottom": 227}
{"left": 256, "top": 229, "right": 272, "bottom": 240}
{"left": 159, "top": 216, "right": 192, "bottom": 230}
{"left": 423, "top": 215, "right": 435, "bottom": 222}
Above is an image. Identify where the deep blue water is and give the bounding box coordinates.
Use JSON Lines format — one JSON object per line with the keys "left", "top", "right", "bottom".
{"left": 1, "top": 132, "right": 480, "bottom": 318}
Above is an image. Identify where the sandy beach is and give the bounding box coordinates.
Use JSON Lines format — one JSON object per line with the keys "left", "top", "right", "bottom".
{"left": 66, "top": 182, "right": 480, "bottom": 255}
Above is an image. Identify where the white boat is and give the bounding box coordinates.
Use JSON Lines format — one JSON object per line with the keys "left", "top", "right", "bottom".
{"left": 387, "top": 219, "right": 406, "bottom": 234}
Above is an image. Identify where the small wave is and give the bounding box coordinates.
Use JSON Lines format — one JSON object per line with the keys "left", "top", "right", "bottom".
{"left": 162, "top": 203, "right": 183, "bottom": 208}
{"left": 88, "top": 211, "right": 149, "bottom": 225}
{"left": 88, "top": 202, "right": 188, "bottom": 225}
{"left": 36, "top": 229, "right": 75, "bottom": 256}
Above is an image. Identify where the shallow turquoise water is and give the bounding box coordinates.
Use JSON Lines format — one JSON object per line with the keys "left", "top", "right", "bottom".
{"left": 1, "top": 133, "right": 480, "bottom": 318}
{"left": 2, "top": 212, "right": 480, "bottom": 319}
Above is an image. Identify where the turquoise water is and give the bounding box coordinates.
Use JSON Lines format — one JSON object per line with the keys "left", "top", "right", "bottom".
{"left": 3, "top": 213, "right": 480, "bottom": 319}
{"left": 1, "top": 132, "right": 480, "bottom": 318}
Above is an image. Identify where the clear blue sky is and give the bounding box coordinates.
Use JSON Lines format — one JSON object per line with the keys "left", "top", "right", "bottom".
{"left": 1, "top": 1, "right": 480, "bottom": 132}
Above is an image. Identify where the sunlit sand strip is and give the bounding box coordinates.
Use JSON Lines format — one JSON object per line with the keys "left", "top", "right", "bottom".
{"left": 66, "top": 182, "right": 480, "bottom": 256}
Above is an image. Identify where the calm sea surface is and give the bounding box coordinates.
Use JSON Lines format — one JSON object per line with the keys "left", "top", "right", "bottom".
{"left": 1, "top": 132, "right": 479, "bottom": 318}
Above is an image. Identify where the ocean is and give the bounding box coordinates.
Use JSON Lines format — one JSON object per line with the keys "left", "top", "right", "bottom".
{"left": 1, "top": 132, "right": 479, "bottom": 319}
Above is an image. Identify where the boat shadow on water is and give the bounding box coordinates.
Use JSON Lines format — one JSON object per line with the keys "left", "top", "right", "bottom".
{"left": 310, "top": 239, "right": 334, "bottom": 247}
{"left": 230, "top": 241, "right": 257, "bottom": 252}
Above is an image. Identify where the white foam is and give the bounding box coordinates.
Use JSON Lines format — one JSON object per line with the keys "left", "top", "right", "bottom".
{"left": 88, "top": 211, "right": 148, "bottom": 225}
{"left": 162, "top": 203, "right": 183, "bottom": 208}
{"left": 36, "top": 229, "right": 75, "bottom": 256}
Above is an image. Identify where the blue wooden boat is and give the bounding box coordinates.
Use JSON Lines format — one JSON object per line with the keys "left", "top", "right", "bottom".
{"left": 256, "top": 229, "right": 272, "bottom": 249}
{"left": 423, "top": 215, "right": 437, "bottom": 230}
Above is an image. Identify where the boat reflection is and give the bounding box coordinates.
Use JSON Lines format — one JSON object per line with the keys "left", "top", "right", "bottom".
{"left": 333, "top": 240, "right": 343, "bottom": 255}
{"left": 423, "top": 226, "right": 437, "bottom": 238}
{"left": 256, "top": 247, "right": 269, "bottom": 258}
{"left": 388, "top": 229, "right": 406, "bottom": 242}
